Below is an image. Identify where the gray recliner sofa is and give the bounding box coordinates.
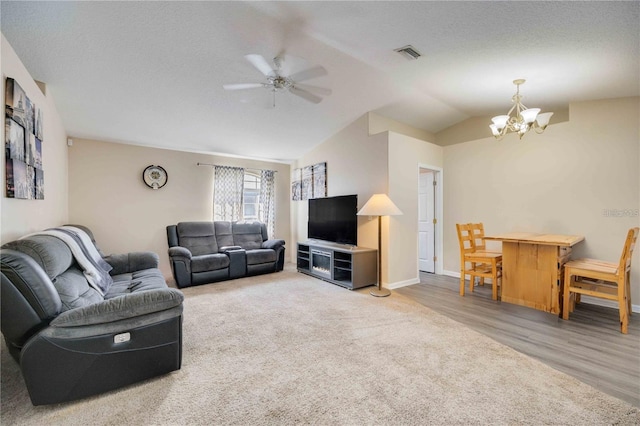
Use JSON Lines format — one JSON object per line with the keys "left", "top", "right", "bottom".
{"left": 0, "top": 225, "right": 184, "bottom": 405}
{"left": 166, "top": 221, "right": 285, "bottom": 288}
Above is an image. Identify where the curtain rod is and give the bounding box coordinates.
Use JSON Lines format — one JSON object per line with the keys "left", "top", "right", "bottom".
{"left": 196, "top": 162, "right": 277, "bottom": 173}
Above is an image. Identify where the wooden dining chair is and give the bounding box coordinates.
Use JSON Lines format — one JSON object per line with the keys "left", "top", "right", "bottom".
{"left": 469, "top": 223, "right": 502, "bottom": 254}
{"left": 466, "top": 222, "right": 501, "bottom": 288}
{"left": 562, "top": 227, "right": 639, "bottom": 334}
{"left": 456, "top": 223, "right": 502, "bottom": 301}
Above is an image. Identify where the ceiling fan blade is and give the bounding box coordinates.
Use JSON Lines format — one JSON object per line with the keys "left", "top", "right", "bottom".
{"left": 223, "top": 83, "right": 264, "bottom": 91}
{"left": 289, "top": 86, "right": 323, "bottom": 104}
{"left": 245, "top": 54, "right": 276, "bottom": 77}
{"left": 293, "top": 83, "right": 332, "bottom": 97}
{"left": 289, "top": 65, "right": 328, "bottom": 82}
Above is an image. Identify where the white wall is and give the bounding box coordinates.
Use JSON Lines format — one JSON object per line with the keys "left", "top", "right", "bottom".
{"left": 388, "top": 132, "right": 443, "bottom": 287}
{"left": 68, "top": 138, "right": 290, "bottom": 280}
{"left": 292, "top": 114, "right": 388, "bottom": 256}
{"left": 442, "top": 97, "right": 640, "bottom": 304}
{"left": 1, "top": 34, "right": 68, "bottom": 243}
{"left": 369, "top": 111, "right": 435, "bottom": 142}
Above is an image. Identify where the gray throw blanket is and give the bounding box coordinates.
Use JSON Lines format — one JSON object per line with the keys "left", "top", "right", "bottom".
{"left": 22, "top": 226, "right": 113, "bottom": 295}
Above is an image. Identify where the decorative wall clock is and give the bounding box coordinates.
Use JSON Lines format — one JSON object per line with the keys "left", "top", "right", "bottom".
{"left": 142, "top": 165, "right": 168, "bottom": 189}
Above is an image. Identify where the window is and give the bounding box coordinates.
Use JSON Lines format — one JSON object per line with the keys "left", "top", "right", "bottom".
{"left": 243, "top": 172, "right": 261, "bottom": 221}
{"left": 213, "top": 166, "right": 276, "bottom": 236}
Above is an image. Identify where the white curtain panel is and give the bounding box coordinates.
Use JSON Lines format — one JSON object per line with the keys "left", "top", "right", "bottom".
{"left": 213, "top": 166, "right": 245, "bottom": 222}
{"left": 259, "top": 170, "right": 276, "bottom": 237}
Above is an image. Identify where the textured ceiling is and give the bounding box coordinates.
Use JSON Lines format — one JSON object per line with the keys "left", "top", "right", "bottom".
{"left": 1, "top": 1, "right": 638, "bottom": 162}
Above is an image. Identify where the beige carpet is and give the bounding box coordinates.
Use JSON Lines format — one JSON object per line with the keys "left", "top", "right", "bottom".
{"left": 2, "top": 266, "right": 639, "bottom": 425}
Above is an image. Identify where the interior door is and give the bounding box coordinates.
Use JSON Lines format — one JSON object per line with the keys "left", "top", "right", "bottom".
{"left": 418, "top": 170, "right": 435, "bottom": 273}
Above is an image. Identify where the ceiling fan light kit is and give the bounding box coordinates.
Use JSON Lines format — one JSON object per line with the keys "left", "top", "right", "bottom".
{"left": 223, "top": 54, "right": 331, "bottom": 107}
{"left": 490, "top": 79, "right": 554, "bottom": 140}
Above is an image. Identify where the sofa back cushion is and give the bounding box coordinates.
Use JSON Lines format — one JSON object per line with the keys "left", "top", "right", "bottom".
{"left": 4, "top": 235, "right": 74, "bottom": 280}
{"left": 177, "top": 222, "right": 218, "bottom": 255}
{"left": 232, "top": 221, "right": 264, "bottom": 250}
{"left": 214, "top": 221, "right": 234, "bottom": 248}
{"left": 2, "top": 235, "right": 103, "bottom": 312}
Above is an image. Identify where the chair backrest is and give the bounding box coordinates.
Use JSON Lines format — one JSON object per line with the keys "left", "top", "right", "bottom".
{"left": 456, "top": 223, "right": 476, "bottom": 260}
{"left": 469, "top": 223, "right": 488, "bottom": 251}
{"left": 618, "top": 227, "right": 639, "bottom": 274}
{"left": 175, "top": 222, "right": 219, "bottom": 255}
{"left": 231, "top": 221, "right": 266, "bottom": 249}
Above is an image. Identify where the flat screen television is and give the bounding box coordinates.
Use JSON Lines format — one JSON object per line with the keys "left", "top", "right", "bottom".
{"left": 308, "top": 194, "right": 358, "bottom": 246}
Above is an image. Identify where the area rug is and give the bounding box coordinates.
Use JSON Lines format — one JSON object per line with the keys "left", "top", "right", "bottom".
{"left": 2, "top": 267, "right": 638, "bottom": 425}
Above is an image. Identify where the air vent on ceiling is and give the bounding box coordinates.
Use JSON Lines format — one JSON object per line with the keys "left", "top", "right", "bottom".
{"left": 394, "top": 45, "right": 422, "bottom": 60}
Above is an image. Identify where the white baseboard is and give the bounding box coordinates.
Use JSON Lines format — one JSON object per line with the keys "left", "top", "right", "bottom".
{"left": 434, "top": 270, "right": 640, "bottom": 313}
{"left": 387, "top": 277, "right": 420, "bottom": 290}
{"left": 443, "top": 269, "right": 460, "bottom": 278}
{"left": 579, "top": 296, "right": 640, "bottom": 313}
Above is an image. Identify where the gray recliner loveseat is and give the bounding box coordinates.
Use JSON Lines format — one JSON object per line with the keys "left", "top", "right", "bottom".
{"left": 166, "top": 221, "right": 285, "bottom": 288}
{"left": 0, "top": 225, "right": 184, "bottom": 405}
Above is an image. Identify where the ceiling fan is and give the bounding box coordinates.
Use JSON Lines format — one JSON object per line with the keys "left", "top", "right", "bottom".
{"left": 223, "top": 54, "right": 331, "bottom": 106}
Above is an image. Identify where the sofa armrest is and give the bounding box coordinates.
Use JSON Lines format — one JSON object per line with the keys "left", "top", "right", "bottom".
{"left": 50, "top": 289, "right": 184, "bottom": 328}
{"left": 220, "top": 245, "right": 243, "bottom": 252}
{"left": 168, "top": 246, "right": 192, "bottom": 261}
{"left": 105, "top": 252, "right": 159, "bottom": 275}
{"left": 262, "top": 239, "right": 285, "bottom": 250}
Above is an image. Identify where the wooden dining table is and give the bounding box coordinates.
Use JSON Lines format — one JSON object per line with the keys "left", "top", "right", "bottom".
{"left": 484, "top": 233, "right": 585, "bottom": 315}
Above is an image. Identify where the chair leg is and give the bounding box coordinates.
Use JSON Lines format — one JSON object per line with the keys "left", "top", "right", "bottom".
{"left": 491, "top": 262, "right": 498, "bottom": 301}
{"left": 618, "top": 277, "right": 629, "bottom": 334}
{"left": 626, "top": 270, "right": 632, "bottom": 316}
{"left": 562, "top": 268, "right": 572, "bottom": 320}
{"left": 460, "top": 269, "right": 466, "bottom": 296}
{"left": 469, "top": 274, "right": 475, "bottom": 293}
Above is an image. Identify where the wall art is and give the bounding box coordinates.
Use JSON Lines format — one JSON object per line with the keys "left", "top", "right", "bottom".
{"left": 312, "top": 162, "right": 327, "bottom": 198}
{"left": 291, "top": 161, "right": 327, "bottom": 201}
{"left": 291, "top": 168, "right": 301, "bottom": 201}
{"left": 5, "top": 77, "right": 44, "bottom": 199}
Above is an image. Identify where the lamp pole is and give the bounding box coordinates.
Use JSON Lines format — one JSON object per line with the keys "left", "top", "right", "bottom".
{"left": 357, "top": 193, "right": 402, "bottom": 297}
{"left": 371, "top": 214, "right": 391, "bottom": 297}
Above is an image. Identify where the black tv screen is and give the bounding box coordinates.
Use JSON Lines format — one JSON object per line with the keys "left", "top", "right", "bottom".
{"left": 308, "top": 195, "right": 358, "bottom": 246}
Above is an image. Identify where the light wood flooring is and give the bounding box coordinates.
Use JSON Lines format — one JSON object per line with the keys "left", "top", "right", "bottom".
{"left": 395, "top": 273, "right": 640, "bottom": 408}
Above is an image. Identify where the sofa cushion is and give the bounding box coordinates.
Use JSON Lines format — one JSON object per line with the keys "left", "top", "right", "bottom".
{"left": 213, "top": 221, "right": 234, "bottom": 249}
{"left": 177, "top": 222, "right": 218, "bottom": 256}
{"left": 105, "top": 268, "right": 169, "bottom": 298}
{"left": 51, "top": 289, "right": 184, "bottom": 327}
{"left": 53, "top": 267, "right": 103, "bottom": 311}
{"left": 191, "top": 254, "right": 230, "bottom": 273}
{"left": 246, "top": 249, "right": 277, "bottom": 265}
{"left": 232, "top": 222, "right": 263, "bottom": 250}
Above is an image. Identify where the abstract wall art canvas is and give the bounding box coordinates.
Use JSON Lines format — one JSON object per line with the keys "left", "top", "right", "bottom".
{"left": 5, "top": 77, "right": 44, "bottom": 199}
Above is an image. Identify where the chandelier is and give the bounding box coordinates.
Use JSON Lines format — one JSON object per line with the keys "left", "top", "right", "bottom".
{"left": 490, "top": 79, "right": 553, "bottom": 140}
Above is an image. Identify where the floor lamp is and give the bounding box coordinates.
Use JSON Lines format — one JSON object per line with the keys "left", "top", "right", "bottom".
{"left": 357, "top": 194, "right": 403, "bottom": 297}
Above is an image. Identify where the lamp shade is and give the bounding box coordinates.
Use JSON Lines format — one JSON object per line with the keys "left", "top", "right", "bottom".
{"left": 491, "top": 115, "right": 510, "bottom": 130}
{"left": 535, "top": 111, "right": 554, "bottom": 128}
{"left": 357, "top": 194, "right": 403, "bottom": 216}
{"left": 520, "top": 108, "right": 540, "bottom": 124}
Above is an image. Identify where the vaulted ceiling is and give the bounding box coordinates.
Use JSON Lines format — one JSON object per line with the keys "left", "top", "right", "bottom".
{"left": 2, "top": 1, "right": 638, "bottom": 162}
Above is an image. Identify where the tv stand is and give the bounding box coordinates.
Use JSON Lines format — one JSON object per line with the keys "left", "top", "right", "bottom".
{"left": 297, "top": 241, "right": 377, "bottom": 290}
